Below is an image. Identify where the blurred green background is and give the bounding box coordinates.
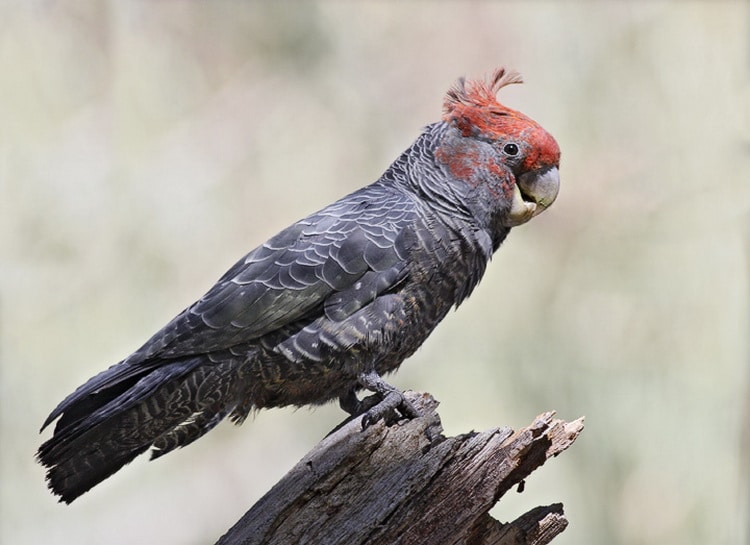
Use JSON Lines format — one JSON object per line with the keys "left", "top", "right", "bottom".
{"left": 2, "top": 1, "right": 748, "bottom": 544}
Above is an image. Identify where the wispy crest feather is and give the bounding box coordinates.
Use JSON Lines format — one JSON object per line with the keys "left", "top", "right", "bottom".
{"left": 443, "top": 67, "right": 523, "bottom": 116}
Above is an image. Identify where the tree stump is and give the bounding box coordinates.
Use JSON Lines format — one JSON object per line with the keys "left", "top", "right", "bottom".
{"left": 216, "top": 392, "right": 584, "bottom": 545}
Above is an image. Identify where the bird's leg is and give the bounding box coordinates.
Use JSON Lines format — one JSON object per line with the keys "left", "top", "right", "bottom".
{"left": 338, "top": 383, "right": 387, "bottom": 418}
{"left": 339, "top": 389, "right": 381, "bottom": 416}
{"left": 355, "top": 369, "right": 421, "bottom": 429}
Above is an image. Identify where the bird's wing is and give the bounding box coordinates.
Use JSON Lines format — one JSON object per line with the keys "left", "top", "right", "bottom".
{"left": 42, "top": 186, "right": 416, "bottom": 430}
{"left": 131, "top": 185, "right": 416, "bottom": 361}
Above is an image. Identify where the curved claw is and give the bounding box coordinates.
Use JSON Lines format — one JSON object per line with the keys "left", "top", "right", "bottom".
{"left": 360, "top": 390, "right": 419, "bottom": 429}
{"left": 340, "top": 370, "right": 421, "bottom": 429}
{"left": 339, "top": 389, "right": 381, "bottom": 416}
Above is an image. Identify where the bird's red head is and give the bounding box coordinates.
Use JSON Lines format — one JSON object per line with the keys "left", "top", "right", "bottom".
{"left": 442, "top": 68, "right": 560, "bottom": 173}
{"left": 440, "top": 67, "right": 561, "bottom": 228}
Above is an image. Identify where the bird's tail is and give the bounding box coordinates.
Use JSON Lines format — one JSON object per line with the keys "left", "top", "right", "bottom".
{"left": 37, "top": 357, "right": 250, "bottom": 503}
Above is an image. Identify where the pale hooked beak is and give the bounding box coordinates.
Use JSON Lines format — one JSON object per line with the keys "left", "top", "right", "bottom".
{"left": 504, "top": 166, "right": 560, "bottom": 227}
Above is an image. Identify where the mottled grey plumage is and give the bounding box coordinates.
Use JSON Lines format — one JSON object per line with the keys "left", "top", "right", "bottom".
{"left": 38, "top": 69, "right": 561, "bottom": 503}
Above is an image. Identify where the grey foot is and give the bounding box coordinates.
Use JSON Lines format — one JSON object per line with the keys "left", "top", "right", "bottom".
{"left": 339, "top": 389, "right": 381, "bottom": 416}
{"left": 340, "top": 370, "right": 420, "bottom": 429}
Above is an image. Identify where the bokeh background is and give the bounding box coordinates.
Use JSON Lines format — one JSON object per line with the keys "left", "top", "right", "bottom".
{"left": 2, "top": 1, "right": 748, "bottom": 544}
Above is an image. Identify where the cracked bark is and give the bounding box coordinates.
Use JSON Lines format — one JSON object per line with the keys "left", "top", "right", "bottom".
{"left": 216, "top": 392, "right": 584, "bottom": 545}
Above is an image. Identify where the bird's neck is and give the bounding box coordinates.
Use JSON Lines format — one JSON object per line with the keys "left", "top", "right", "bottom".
{"left": 391, "top": 122, "right": 511, "bottom": 256}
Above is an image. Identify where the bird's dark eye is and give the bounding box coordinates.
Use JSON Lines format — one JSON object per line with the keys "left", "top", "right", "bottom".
{"left": 503, "top": 143, "right": 519, "bottom": 156}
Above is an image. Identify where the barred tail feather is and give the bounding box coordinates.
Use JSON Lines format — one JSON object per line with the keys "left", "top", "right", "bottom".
{"left": 37, "top": 358, "right": 248, "bottom": 503}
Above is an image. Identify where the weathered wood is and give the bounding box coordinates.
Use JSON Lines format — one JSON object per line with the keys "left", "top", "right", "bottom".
{"left": 216, "top": 392, "right": 584, "bottom": 545}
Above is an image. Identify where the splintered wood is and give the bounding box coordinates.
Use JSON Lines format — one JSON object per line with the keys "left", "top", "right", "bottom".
{"left": 217, "top": 392, "right": 584, "bottom": 545}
